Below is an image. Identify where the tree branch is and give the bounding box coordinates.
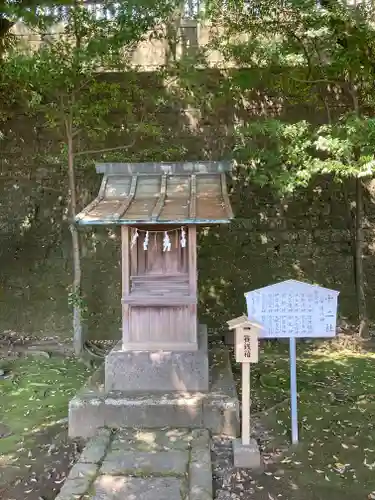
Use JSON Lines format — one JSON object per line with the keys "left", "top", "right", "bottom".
{"left": 72, "top": 127, "right": 82, "bottom": 138}
{"left": 285, "top": 29, "right": 313, "bottom": 79}
{"left": 38, "top": 185, "right": 63, "bottom": 193}
{"left": 322, "top": 96, "right": 332, "bottom": 125}
{"left": 348, "top": 80, "right": 360, "bottom": 115}
{"left": 289, "top": 76, "right": 342, "bottom": 86}
{"left": 75, "top": 142, "right": 135, "bottom": 156}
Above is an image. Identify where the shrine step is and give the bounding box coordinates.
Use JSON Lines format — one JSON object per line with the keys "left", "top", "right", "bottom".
{"left": 69, "top": 390, "right": 204, "bottom": 438}
{"left": 68, "top": 348, "right": 240, "bottom": 440}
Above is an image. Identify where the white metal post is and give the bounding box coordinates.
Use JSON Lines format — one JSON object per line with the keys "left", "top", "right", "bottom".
{"left": 289, "top": 337, "right": 299, "bottom": 444}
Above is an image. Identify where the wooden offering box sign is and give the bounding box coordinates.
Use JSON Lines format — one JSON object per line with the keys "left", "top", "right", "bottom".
{"left": 227, "top": 315, "right": 262, "bottom": 450}
{"left": 227, "top": 315, "right": 261, "bottom": 363}
{"left": 76, "top": 161, "right": 233, "bottom": 351}
{"left": 235, "top": 329, "right": 259, "bottom": 363}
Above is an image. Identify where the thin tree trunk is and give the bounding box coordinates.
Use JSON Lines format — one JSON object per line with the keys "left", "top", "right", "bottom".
{"left": 66, "top": 4, "right": 83, "bottom": 356}
{"left": 355, "top": 177, "right": 369, "bottom": 338}
{"left": 165, "top": 1, "right": 184, "bottom": 64}
{"left": 343, "top": 180, "right": 357, "bottom": 286}
{"left": 349, "top": 81, "right": 369, "bottom": 338}
{"left": 67, "top": 126, "right": 83, "bottom": 355}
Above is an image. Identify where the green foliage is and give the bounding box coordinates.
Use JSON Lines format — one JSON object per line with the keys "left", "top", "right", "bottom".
{"left": 234, "top": 113, "right": 375, "bottom": 193}
{"left": 234, "top": 118, "right": 314, "bottom": 192}
{"left": 203, "top": 0, "right": 375, "bottom": 332}
{"left": 314, "top": 115, "right": 375, "bottom": 177}
{"left": 3, "top": 0, "right": 180, "bottom": 148}
{"left": 1, "top": 1, "right": 180, "bottom": 353}
{"left": 205, "top": 0, "right": 375, "bottom": 192}
{"left": 67, "top": 289, "right": 88, "bottom": 315}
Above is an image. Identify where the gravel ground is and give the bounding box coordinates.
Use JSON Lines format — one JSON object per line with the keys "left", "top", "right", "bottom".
{"left": 211, "top": 420, "right": 287, "bottom": 499}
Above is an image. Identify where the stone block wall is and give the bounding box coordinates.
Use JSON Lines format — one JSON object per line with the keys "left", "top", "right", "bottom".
{"left": 0, "top": 71, "right": 373, "bottom": 339}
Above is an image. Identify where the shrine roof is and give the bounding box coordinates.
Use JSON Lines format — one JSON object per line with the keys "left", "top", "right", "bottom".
{"left": 75, "top": 161, "right": 234, "bottom": 225}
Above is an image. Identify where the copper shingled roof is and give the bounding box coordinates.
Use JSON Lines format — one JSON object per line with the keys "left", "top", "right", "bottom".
{"left": 76, "top": 161, "right": 234, "bottom": 225}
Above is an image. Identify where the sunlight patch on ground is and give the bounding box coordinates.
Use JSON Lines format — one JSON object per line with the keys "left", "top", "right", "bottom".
{"left": 0, "top": 357, "right": 92, "bottom": 458}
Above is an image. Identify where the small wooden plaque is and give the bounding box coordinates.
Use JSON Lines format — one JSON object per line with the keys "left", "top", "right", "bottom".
{"left": 235, "top": 326, "right": 259, "bottom": 363}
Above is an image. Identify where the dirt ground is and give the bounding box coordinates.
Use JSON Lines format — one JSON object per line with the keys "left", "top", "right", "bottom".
{"left": 0, "top": 335, "right": 89, "bottom": 500}
{"left": 0, "top": 422, "right": 83, "bottom": 500}
{"left": 2, "top": 334, "right": 375, "bottom": 500}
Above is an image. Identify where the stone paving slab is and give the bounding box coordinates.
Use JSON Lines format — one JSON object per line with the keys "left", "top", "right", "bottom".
{"left": 92, "top": 476, "right": 184, "bottom": 500}
{"left": 111, "top": 427, "right": 193, "bottom": 451}
{"left": 189, "top": 429, "right": 213, "bottom": 500}
{"left": 56, "top": 475, "right": 96, "bottom": 500}
{"left": 80, "top": 428, "right": 112, "bottom": 464}
{"left": 55, "top": 427, "right": 213, "bottom": 500}
{"left": 100, "top": 449, "right": 189, "bottom": 476}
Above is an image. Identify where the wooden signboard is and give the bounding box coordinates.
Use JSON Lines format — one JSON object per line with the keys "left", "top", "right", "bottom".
{"left": 245, "top": 280, "right": 339, "bottom": 339}
{"left": 244, "top": 280, "right": 339, "bottom": 444}
{"left": 227, "top": 316, "right": 262, "bottom": 447}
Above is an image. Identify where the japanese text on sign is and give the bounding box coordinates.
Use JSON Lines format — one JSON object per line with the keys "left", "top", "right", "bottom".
{"left": 245, "top": 280, "right": 339, "bottom": 339}
{"left": 235, "top": 328, "right": 259, "bottom": 363}
{"left": 244, "top": 335, "right": 252, "bottom": 358}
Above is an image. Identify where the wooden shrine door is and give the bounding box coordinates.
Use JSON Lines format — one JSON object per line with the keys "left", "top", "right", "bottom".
{"left": 121, "top": 225, "right": 198, "bottom": 351}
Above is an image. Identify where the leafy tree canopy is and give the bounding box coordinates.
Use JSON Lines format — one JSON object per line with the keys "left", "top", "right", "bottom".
{"left": 204, "top": 0, "right": 375, "bottom": 193}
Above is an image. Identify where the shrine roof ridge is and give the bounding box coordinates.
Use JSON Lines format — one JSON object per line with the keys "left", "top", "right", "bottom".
{"left": 75, "top": 159, "right": 234, "bottom": 225}
{"left": 95, "top": 161, "right": 232, "bottom": 175}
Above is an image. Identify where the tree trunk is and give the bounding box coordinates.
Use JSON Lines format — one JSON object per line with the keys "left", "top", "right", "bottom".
{"left": 349, "top": 81, "right": 369, "bottom": 338}
{"left": 164, "top": 2, "right": 184, "bottom": 64}
{"left": 67, "top": 127, "right": 83, "bottom": 356}
{"left": 355, "top": 177, "right": 369, "bottom": 338}
{"left": 343, "top": 180, "right": 357, "bottom": 286}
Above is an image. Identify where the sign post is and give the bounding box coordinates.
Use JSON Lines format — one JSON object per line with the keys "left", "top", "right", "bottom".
{"left": 227, "top": 315, "right": 263, "bottom": 468}
{"left": 245, "top": 279, "right": 339, "bottom": 445}
{"left": 289, "top": 337, "right": 298, "bottom": 444}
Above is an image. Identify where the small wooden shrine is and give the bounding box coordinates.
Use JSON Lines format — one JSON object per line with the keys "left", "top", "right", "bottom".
{"left": 76, "top": 161, "right": 233, "bottom": 352}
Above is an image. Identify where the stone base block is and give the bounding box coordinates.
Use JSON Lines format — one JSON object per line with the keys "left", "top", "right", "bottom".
{"left": 204, "top": 346, "right": 240, "bottom": 437}
{"left": 69, "top": 391, "right": 203, "bottom": 439}
{"left": 105, "top": 325, "right": 209, "bottom": 393}
{"left": 204, "top": 394, "right": 240, "bottom": 437}
{"left": 69, "top": 346, "right": 240, "bottom": 440}
{"left": 232, "top": 438, "right": 262, "bottom": 469}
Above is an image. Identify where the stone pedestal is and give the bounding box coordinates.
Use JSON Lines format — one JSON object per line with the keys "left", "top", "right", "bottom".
{"left": 232, "top": 438, "right": 262, "bottom": 469}
{"left": 68, "top": 327, "right": 240, "bottom": 439}
{"left": 105, "top": 326, "right": 209, "bottom": 393}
